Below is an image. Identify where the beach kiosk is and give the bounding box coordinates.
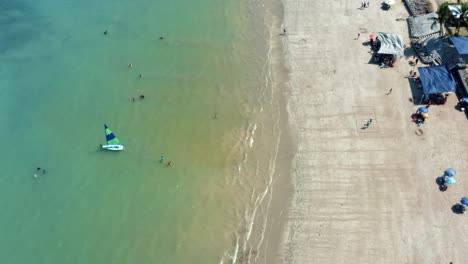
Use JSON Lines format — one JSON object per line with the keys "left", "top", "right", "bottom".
{"left": 372, "top": 33, "right": 404, "bottom": 68}
{"left": 417, "top": 65, "right": 457, "bottom": 104}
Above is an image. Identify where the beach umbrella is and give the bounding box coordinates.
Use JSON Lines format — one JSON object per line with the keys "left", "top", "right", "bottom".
{"left": 461, "top": 197, "right": 468, "bottom": 206}
{"left": 418, "top": 107, "right": 429, "bottom": 114}
{"left": 384, "top": 0, "right": 396, "bottom": 5}
{"left": 446, "top": 177, "right": 456, "bottom": 184}
{"left": 444, "top": 168, "right": 457, "bottom": 177}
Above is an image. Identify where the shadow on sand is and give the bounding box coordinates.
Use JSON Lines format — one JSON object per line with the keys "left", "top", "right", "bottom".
{"left": 407, "top": 77, "right": 424, "bottom": 105}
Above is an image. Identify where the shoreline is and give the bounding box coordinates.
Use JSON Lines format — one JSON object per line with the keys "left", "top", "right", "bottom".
{"left": 246, "top": 0, "right": 296, "bottom": 262}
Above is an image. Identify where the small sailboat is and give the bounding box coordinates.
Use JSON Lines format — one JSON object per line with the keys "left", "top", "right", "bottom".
{"left": 101, "top": 124, "right": 124, "bottom": 151}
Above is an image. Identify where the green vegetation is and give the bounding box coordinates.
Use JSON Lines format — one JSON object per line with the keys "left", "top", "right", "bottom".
{"left": 437, "top": 2, "right": 468, "bottom": 35}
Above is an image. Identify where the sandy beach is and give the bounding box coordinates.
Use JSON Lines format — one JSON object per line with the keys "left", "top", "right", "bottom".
{"left": 274, "top": 0, "right": 468, "bottom": 263}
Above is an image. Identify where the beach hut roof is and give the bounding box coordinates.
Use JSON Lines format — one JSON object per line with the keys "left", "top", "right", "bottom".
{"left": 450, "top": 37, "right": 468, "bottom": 55}
{"left": 448, "top": 5, "right": 462, "bottom": 19}
{"left": 417, "top": 65, "right": 457, "bottom": 96}
{"left": 376, "top": 33, "right": 404, "bottom": 56}
{"left": 408, "top": 13, "right": 440, "bottom": 39}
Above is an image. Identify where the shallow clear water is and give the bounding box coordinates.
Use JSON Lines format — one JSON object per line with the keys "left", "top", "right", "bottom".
{"left": 0, "top": 0, "right": 282, "bottom": 263}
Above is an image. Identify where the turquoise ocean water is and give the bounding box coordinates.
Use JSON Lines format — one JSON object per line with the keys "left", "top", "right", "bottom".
{"left": 0, "top": 0, "right": 284, "bottom": 263}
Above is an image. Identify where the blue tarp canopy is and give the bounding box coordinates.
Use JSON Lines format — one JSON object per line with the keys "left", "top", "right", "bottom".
{"left": 418, "top": 65, "right": 457, "bottom": 96}
{"left": 450, "top": 37, "right": 468, "bottom": 54}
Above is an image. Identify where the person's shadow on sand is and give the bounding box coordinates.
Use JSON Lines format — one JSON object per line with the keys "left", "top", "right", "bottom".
{"left": 361, "top": 41, "right": 371, "bottom": 46}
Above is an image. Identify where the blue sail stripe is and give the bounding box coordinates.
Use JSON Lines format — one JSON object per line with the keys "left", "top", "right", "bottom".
{"left": 106, "top": 133, "right": 116, "bottom": 142}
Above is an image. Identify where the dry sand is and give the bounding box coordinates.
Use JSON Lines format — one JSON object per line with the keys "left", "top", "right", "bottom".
{"left": 274, "top": 1, "right": 468, "bottom": 263}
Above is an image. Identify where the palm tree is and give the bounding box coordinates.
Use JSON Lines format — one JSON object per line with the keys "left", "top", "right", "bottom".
{"left": 436, "top": 2, "right": 452, "bottom": 35}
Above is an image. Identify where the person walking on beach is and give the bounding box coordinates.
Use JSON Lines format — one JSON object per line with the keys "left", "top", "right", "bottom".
{"left": 386, "top": 88, "right": 392, "bottom": 95}
{"left": 357, "top": 32, "right": 360, "bottom": 39}
{"left": 362, "top": 118, "right": 373, "bottom": 129}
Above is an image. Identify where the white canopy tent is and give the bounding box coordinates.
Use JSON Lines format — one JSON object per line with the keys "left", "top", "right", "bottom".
{"left": 376, "top": 33, "right": 404, "bottom": 56}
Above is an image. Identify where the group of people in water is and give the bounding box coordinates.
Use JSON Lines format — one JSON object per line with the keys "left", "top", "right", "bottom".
{"left": 103, "top": 29, "right": 166, "bottom": 102}
{"left": 104, "top": 29, "right": 173, "bottom": 168}
{"left": 132, "top": 95, "right": 145, "bottom": 101}
{"left": 33, "top": 167, "right": 46, "bottom": 178}
{"left": 160, "top": 155, "right": 172, "bottom": 167}
{"left": 127, "top": 63, "right": 146, "bottom": 101}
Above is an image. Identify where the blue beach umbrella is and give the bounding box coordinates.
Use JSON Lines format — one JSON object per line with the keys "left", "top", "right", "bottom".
{"left": 444, "top": 168, "right": 457, "bottom": 177}
{"left": 418, "top": 107, "right": 429, "bottom": 114}
{"left": 461, "top": 197, "right": 468, "bottom": 206}
{"left": 446, "top": 177, "right": 456, "bottom": 184}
